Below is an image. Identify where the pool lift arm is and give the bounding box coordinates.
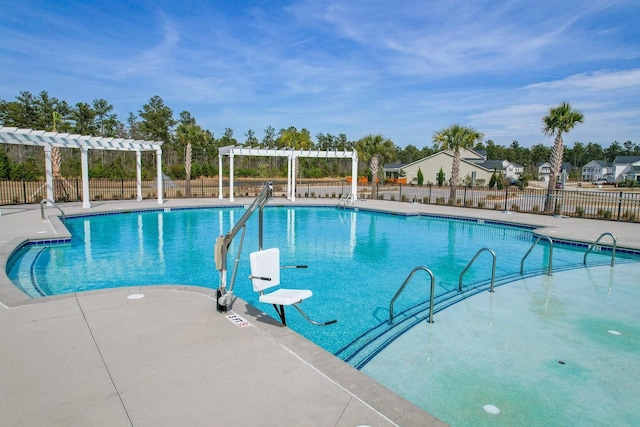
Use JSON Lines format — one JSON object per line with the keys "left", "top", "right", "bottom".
{"left": 215, "top": 182, "right": 273, "bottom": 312}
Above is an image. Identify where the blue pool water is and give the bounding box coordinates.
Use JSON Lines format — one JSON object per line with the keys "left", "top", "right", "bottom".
{"left": 8, "top": 206, "right": 634, "bottom": 361}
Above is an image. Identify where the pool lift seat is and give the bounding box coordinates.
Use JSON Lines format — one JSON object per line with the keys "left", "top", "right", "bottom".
{"left": 249, "top": 247, "right": 336, "bottom": 327}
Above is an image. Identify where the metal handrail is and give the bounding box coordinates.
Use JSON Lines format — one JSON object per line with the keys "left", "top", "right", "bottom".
{"left": 40, "top": 199, "right": 66, "bottom": 223}
{"left": 389, "top": 266, "right": 435, "bottom": 324}
{"left": 520, "top": 235, "right": 554, "bottom": 276}
{"left": 459, "top": 248, "right": 497, "bottom": 293}
{"left": 584, "top": 232, "right": 617, "bottom": 267}
{"left": 338, "top": 193, "right": 354, "bottom": 207}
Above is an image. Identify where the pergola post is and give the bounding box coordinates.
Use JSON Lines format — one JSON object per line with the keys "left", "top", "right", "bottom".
{"left": 218, "top": 153, "right": 223, "bottom": 199}
{"left": 81, "top": 147, "right": 90, "bottom": 208}
{"left": 44, "top": 145, "right": 54, "bottom": 205}
{"left": 291, "top": 155, "right": 297, "bottom": 201}
{"left": 135, "top": 150, "right": 142, "bottom": 202}
{"left": 229, "top": 152, "right": 235, "bottom": 202}
{"left": 156, "top": 148, "right": 163, "bottom": 204}
{"left": 351, "top": 153, "right": 358, "bottom": 202}
{"left": 287, "top": 154, "right": 292, "bottom": 200}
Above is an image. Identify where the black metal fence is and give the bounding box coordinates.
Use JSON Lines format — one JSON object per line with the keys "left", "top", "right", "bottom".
{"left": 1, "top": 178, "right": 639, "bottom": 223}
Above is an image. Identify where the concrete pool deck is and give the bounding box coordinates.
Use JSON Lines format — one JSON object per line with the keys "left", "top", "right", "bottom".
{"left": 1, "top": 197, "right": 639, "bottom": 426}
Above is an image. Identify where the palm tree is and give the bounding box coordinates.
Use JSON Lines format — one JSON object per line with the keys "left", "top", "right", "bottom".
{"left": 355, "top": 134, "right": 395, "bottom": 197}
{"left": 278, "top": 127, "right": 312, "bottom": 182}
{"left": 176, "top": 120, "right": 204, "bottom": 197}
{"left": 542, "top": 102, "right": 584, "bottom": 213}
{"left": 432, "top": 124, "right": 484, "bottom": 202}
{"left": 50, "top": 111, "right": 65, "bottom": 200}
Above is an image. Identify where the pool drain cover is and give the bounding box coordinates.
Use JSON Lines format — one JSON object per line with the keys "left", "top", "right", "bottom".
{"left": 483, "top": 404, "right": 500, "bottom": 415}
{"left": 127, "top": 293, "right": 145, "bottom": 300}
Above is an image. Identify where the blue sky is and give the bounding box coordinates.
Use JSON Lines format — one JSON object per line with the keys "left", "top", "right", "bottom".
{"left": 1, "top": 0, "right": 639, "bottom": 148}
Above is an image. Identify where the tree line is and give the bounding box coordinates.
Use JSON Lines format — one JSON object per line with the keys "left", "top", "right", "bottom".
{"left": 1, "top": 91, "right": 638, "bottom": 183}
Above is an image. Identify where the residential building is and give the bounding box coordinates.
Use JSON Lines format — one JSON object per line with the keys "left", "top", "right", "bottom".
{"left": 581, "top": 160, "right": 613, "bottom": 182}
{"left": 384, "top": 148, "right": 493, "bottom": 186}
{"left": 613, "top": 156, "right": 640, "bottom": 183}
{"left": 481, "top": 159, "right": 523, "bottom": 179}
{"left": 538, "top": 162, "right": 571, "bottom": 181}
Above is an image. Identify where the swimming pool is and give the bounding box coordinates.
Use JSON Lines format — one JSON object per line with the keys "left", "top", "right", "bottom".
{"left": 8, "top": 206, "right": 634, "bottom": 355}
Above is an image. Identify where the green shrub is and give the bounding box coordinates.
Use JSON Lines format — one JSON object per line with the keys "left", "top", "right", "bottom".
{"left": 597, "top": 208, "right": 612, "bottom": 219}
{"left": 575, "top": 206, "right": 585, "bottom": 217}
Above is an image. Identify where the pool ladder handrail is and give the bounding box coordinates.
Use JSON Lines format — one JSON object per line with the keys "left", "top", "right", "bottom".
{"left": 459, "top": 248, "right": 497, "bottom": 293}
{"left": 389, "top": 266, "right": 435, "bottom": 324}
{"left": 338, "top": 193, "right": 354, "bottom": 208}
{"left": 520, "top": 235, "right": 553, "bottom": 276}
{"left": 40, "top": 199, "right": 66, "bottom": 223}
{"left": 584, "top": 232, "right": 616, "bottom": 267}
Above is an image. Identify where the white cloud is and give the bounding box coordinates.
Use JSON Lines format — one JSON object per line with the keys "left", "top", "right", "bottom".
{"left": 526, "top": 69, "right": 640, "bottom": 92}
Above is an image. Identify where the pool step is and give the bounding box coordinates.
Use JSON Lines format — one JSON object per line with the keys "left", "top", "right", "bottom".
{"left": 335, "top": 274, "right": 528, "bottom": 369}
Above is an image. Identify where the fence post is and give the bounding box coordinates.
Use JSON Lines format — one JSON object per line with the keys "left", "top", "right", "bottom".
{"left": 504, "top": 186, "right": 509, "bottom": 211}
{"left": 617, "top": 191, "right": 623, "bottom": 221}
{"left": 399, "top": 183, "right": 402, "bottom": 201}
{"left": 22, "top": 180, "right": 27, "bottom": 204}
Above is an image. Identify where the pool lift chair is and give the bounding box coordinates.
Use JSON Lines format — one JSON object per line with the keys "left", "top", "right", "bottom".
{"left": 214, "top": 182, "right": 336, "bottom": 327}
{"left": 249, "top": 247, "right": 336, "bottom": 326}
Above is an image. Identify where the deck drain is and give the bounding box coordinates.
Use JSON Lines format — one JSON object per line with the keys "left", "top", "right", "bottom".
{"left": 127, "top": 293, "right": 145, "bottom": 300}
{"left": 608, "top": 330, "right": 621, "bottom": 336}
{"left": 483, "top": 404, "right": 500, "bottom": 415}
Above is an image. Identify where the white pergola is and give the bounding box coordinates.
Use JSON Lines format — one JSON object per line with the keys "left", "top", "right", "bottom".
{"left": 0, "top": 126, "right": 164, "bottom": 208}
{"left": 217, "top": 145, "right": 358, "bottom": 202}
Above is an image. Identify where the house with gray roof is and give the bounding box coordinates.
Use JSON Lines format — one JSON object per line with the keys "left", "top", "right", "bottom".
{"left": 537, "top": 162, "right": 571, "bottom": 181}
{"left": 613, "top": 156, "right": 640, "bottom": 183}
{"left": 581, "top": 160, "right": 613, "bottom": 182}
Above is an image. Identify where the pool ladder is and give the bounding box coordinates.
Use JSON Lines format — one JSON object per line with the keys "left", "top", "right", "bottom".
{"left": 338, "top": 193, "right": 354, "bottom": 208}
{"left": 389, "top": 266, "right": 435, "bottom": 324}
{"left": 584, "top": 232, "right": 617, "bottom": 267}
{"left": 40, "top": 198, "right": 66, "bottom": 223}
{"left": 520, "top": 235, "right": 554, "bottom": 276}
{"left": 459, "top": 248, "right": 497, "bottom": 292}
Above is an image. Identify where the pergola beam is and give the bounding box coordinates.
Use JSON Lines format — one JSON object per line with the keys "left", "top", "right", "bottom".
{"left": 0, "top": 126, "right": 164, "bottom": 208}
